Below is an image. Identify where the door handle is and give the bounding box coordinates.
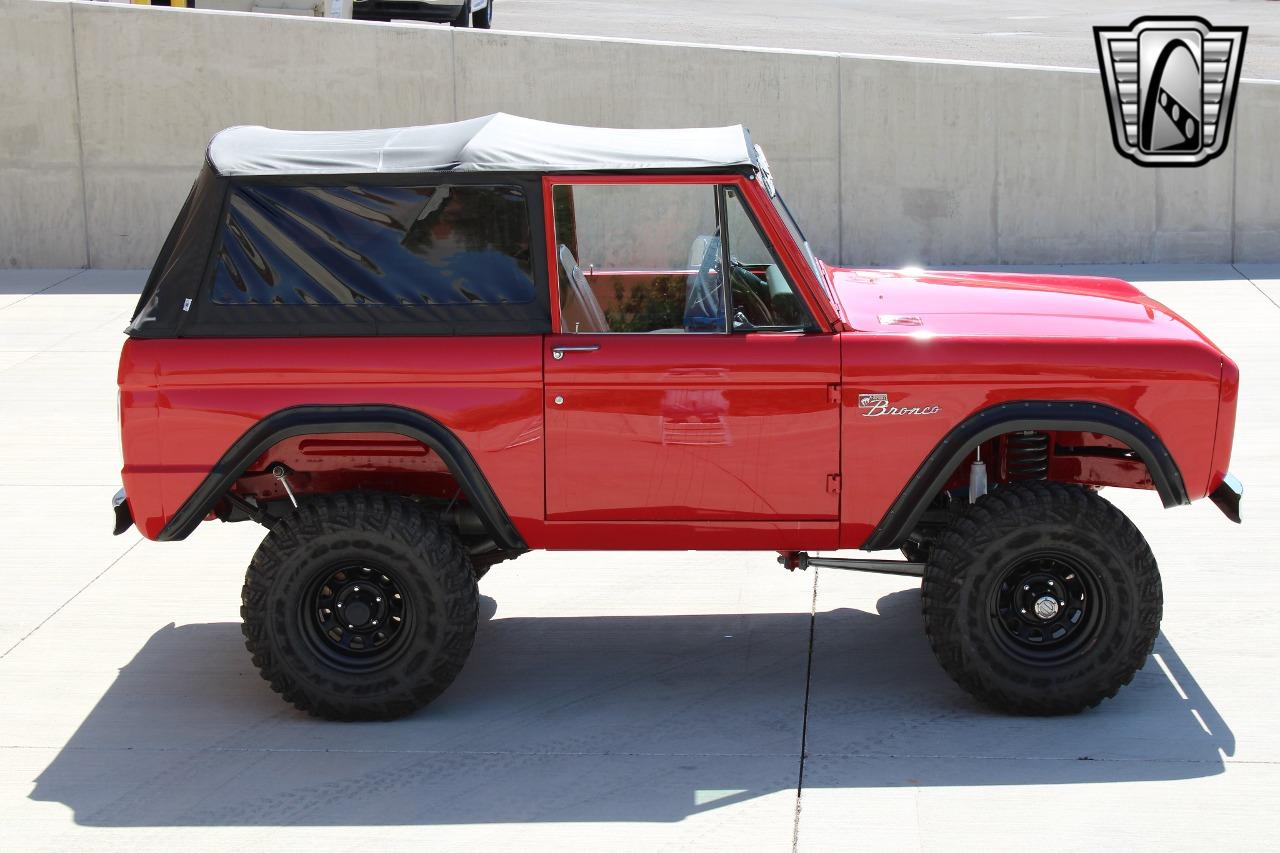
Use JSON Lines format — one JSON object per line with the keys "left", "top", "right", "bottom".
{"left": 551, "top": 344, "right": 600, "bottom": 360}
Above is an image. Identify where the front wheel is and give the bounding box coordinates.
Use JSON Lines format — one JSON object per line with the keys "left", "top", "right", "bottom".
{"left": 921, "top": 482, "right": 1161, "bottom": 715}
{"left": 241, "top": 492, "right": 478, "bottom": 720}
{"left": 472, "top": 0, "right": 492, "bottom": 28}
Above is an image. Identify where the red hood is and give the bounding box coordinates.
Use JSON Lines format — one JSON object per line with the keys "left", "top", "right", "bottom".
{"left": 825, "top": 267, "right": 1214, "bottom": 344}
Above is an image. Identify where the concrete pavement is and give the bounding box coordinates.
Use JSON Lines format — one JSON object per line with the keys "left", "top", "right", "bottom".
{"left": 0, "top": 265, "right": 1276, "bottom": 850}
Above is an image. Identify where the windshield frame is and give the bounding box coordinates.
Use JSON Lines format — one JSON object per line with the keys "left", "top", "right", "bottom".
{"left": 770, "top": 192, "right": 835, "bottom": 305}
{"left": 750, "top": 143, "right": 839, "bottom": 313}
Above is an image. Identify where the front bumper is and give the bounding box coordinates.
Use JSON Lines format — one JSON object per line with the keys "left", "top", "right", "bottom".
{"left": 1210, "top": 472, "right": 1242, "bottom": 523}
{"left": 112, "top": 487, "right": 134, "bottom": 536}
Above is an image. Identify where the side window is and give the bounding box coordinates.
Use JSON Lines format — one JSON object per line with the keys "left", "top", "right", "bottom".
{"left": 723, "top": 186, "right": 813, "bottom": 330}
{"left": 552, "top": 183, "right": 724, "bottom": 333}
{"left": 211, "top": 183, "right": 535, "bottom": 306}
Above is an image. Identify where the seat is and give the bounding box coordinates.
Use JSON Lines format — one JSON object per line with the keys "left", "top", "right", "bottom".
{"left": 683, "top": 234, "right": 724, "bottom": 332}
{"left": 557, "top": 244, "right": 610, "bottom": 333}
{"left": 764, "top": 263, "right": 800, "bottom": 323}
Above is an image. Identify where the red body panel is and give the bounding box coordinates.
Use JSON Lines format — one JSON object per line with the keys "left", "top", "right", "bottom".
{"left": 543, "top": 332, "right": 840, "bottom": 522}
{"left": 117, "top": 177, "right": 1238, "bottom": 550}
{"left": 119, "top": 337, "right": 544, "bottom": 540}
{"left": 829, "top": 267, "right": 1228, "bottom": 545}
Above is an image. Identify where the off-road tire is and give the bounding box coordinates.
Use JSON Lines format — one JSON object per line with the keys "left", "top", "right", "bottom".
{"left": 921, "top": 482, "right": 1161, "bottom": 715}
{"left": 241, "top": 492, "right": 478, "bottom": 721}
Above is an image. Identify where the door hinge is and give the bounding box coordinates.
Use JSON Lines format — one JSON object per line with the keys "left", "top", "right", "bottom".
{"left": 826, "top": 473, "right": 841, "bottom": 494}
{"left": 827, "top": 384, "right": 841, "bottom": 405}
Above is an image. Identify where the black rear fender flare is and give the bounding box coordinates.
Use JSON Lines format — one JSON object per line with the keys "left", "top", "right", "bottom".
{"left": 859, "top": 400, "right": 1189, "bottom": 551}
{"left": 157, "top": 404, "right": 526, "bottom": 550}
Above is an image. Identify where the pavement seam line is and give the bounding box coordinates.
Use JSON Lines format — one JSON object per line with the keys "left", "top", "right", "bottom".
{"left": 1230, "top": 127, "right": 1238, "bottom": 262}
{"left": 0, "top": 269, "right": 88, "bottom": 313}
{"left": 0, "top": 270, "right": 92, "bottom": 375}
{"left": 836, "top": 57, "right": 844, "bottom": 266}
{"left": 1232, "top": 263, "right": 1280, "bottom": 311}
{"left": 68, "top": 3, "right": 92, "bottom": 268}
{"left": 0, "top": 538, "right": 140, "bottom": 660}
{"left": 791, "top": 566, "right": 819, "bottom": 853}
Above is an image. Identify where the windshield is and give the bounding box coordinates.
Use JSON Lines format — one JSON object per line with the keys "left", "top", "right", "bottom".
{"left": 753, "top": 143, "right": 838, "bottom": 313}
{"left": 771, "top": 192, "right": 836, "bottom": 307}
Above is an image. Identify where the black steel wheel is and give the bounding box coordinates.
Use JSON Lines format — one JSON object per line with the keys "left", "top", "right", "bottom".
{"left": 989, "top": 552, "right": 1102, "bottom": 664}
{"left": 242, "top": 492, "right": 478, "bottom": 721}
{"left": 300, "top": 562, "right": 411, "bottom": 669}
{"left": 922, "top": 481, "right": 1161, "bottom": 715}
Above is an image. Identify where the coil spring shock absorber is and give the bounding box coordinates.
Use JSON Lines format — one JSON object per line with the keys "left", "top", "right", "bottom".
{"left": 1007, "top": 430, "right": 1050, "bottom": 480}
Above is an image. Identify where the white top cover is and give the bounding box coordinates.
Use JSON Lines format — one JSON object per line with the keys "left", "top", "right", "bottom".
{"left": 207, "top": 113, "right": 754, "bottom": 176}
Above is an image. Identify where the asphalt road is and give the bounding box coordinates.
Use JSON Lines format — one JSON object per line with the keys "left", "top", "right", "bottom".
{"left": 496, "top": 0, "right": 1280, "bottom": 80}
{"left": 1, "top": 264, "right": 1276, "bottom": 850}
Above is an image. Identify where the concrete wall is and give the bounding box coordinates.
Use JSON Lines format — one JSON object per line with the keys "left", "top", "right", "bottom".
{"left": 0, "top": 0, "right": 86, "bottom": 267}
{"left": 1, "top": 0, "right": 1276, "bottom": 269}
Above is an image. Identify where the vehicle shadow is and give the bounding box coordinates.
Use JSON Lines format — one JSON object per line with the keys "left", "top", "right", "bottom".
{"left": 30, "top": 589, "right": 1232, "bottom": 826}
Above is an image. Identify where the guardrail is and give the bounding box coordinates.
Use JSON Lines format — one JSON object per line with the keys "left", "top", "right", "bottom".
{"left": 2, "top": 0, "right": 1276, "bottom": 268}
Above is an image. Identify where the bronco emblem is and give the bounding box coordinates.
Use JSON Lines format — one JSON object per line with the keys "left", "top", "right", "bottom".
{"left": 858, "top": 393, "right": 941, "bottom": 417}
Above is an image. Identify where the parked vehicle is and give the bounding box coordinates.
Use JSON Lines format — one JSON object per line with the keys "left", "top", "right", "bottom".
{"left": 114, "top": 113, "right": 1242, "bottom": 720}
{"left": 351, "top": 0, "right": 492, "bottom": 28}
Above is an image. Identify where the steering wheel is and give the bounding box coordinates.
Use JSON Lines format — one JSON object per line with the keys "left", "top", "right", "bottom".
{"left": 683, "top": 236, "right": 724, "bottom": 332}
{"left": 729, "top": 260, "right": 776, "bottom": 328}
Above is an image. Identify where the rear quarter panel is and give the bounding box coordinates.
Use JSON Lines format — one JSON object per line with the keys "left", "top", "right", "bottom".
{"left": 118, "top": 337, "right": 544, "bottom": 541}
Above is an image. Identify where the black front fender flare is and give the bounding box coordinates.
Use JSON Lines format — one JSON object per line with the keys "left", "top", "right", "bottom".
{"left": 859, "top": 400, "right": 1189, "bottom": 551}
{"left": 157, "top": 404, "right": 526, "bottom": 550}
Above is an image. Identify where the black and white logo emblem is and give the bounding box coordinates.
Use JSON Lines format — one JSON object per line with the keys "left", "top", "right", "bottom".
{"left": 1094, "top": 17, "right": 1247, "bottom": 167}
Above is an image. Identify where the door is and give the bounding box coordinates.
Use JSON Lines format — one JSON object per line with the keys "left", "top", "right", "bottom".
{"left": 543, "top": 177, "right": 840, "bottom": 522}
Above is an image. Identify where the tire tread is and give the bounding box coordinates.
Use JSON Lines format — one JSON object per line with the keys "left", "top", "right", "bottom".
{"left": 241, "top": 492, "right": 477, "bottom": 721}
{"left": 921, "top": 482, "right": 1161, "bottom": 715}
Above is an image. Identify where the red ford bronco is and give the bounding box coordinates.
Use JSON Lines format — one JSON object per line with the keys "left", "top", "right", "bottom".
{"left": 114, "top": 114, "right": 1242, "bottom": 720}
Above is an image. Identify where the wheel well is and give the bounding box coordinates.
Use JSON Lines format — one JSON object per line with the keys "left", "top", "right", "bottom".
{"left": 938, "top": 428, "right": 1157, "bottom": 495}
{"left": 229, "top": 432, "right": 463, "bottom": 507}
{"left": 157, "top": 404, "right": 525, "bottom": 551}
{"left": 861, "top": 401, "right": 1189, "bottom": 551}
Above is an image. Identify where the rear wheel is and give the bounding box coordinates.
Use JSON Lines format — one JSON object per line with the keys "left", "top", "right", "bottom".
{"left": 241, "top": 492, "right": 478, "bottom": 721}
{"left": 921, "top": 482, "right": 1161, "bottom": 715}
{"left": 472, "top": 0, "right": 492, "bottom": 28}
